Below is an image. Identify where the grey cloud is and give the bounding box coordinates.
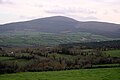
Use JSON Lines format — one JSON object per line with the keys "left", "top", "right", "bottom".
{"left": 90, "top": 0, "right": 120, "bottom": 2}
{"left": 0, "top": 0, "right": 13, "bottom": 4}
{"left": 89, "top": 0, "right": 120, "bottom": 5}
{"left": 79, "top": 16, "right": 99, "bottom": 21}
{"left": 45, "top": 7, "right": 96, "bottom": 15}
{"left": 19, "top": 16, "right": 37, "bottom": 19}
{"left": 46, "top": 10, "right": 65, "bottom": 14}
{"left": 113, "top": 9, "right": 120, "bottom": 13}
{"left": 0, "top": 0, "right": 4, "bottom": 3}
{"left": 34, "top": 4, "right": 43, "bottom": 8}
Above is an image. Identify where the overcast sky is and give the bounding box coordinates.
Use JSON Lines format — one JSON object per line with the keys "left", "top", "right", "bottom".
{"left": 0, "top": 0, "right": 120, "bottom": 24}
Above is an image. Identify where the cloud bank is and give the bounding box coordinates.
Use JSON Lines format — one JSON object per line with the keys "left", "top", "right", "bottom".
{"left": 0, "top": 0, "right": 120, "bottom": 24}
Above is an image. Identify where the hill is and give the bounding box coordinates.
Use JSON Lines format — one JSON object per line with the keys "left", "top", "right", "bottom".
{"left": 0, "top": 16, "right": 120, "bottom": 38}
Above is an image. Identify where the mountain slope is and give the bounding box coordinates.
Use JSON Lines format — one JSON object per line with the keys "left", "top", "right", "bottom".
{"left": 0, "top": 16, "right": 120, "bottom": 38}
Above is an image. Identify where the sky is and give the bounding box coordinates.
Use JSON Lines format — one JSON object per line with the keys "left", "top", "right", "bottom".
{"left": 0, "top": 0, "right": 120, "bottom": 24}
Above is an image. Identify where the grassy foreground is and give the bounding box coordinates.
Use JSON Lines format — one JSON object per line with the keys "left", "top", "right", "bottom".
{"left": 0, "top": 68, "right": 120, "bottom": 80}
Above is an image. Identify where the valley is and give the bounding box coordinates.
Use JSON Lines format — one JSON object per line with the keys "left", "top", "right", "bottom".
{"left": 0, "top": 16, "right": 120, "bottom": 80}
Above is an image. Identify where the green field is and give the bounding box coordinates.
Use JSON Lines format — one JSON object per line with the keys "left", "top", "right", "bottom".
{"left": 0, "top": 32, "right": 113, "bottom": 46}
{"left": 92, "top": 64, "right": 120, "bottom": 68}
{"left": 0, "top": 56, "right": 15, "bottom": 61}
{"left": 0, "top": 56, "right": 30, "bottom": 66}
{"left": 0, "top": 68, "right": 120, "bottom": 80}
{"left": 104, "top": 50, "right": 120, "bottom": 57}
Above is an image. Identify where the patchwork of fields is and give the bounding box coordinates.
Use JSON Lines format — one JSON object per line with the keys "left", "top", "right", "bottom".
{"left": 0, "top": 32, "right": 113, "bottom": 46}
{"left": 0, "top": 41, "right": 120, "bottom": 80}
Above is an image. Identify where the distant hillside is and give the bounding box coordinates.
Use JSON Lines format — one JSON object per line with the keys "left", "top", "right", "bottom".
{"left": 0, "top": 16, "right": 120, "bottom": 38}
{"left": 59, "top": 40, "right": 120, "bottom": 49}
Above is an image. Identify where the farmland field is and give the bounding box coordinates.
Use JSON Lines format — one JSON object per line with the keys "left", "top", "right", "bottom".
{"left": 0, "top": 68, "right": 120, "bottom": 80}
{"left": 104, "top": 50, "right": 120, "bottom": 57}
{"left": 0, "top": 56, "right": 30, "bottom": 66}
{"left": 92, "top": 64, "right": 120, "bottom": 68}
{"left": 0, "top": 32, "right": 113, "bottom": 46}
{"left": 0, "top": 56, "right": 15, "bottom": 61}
